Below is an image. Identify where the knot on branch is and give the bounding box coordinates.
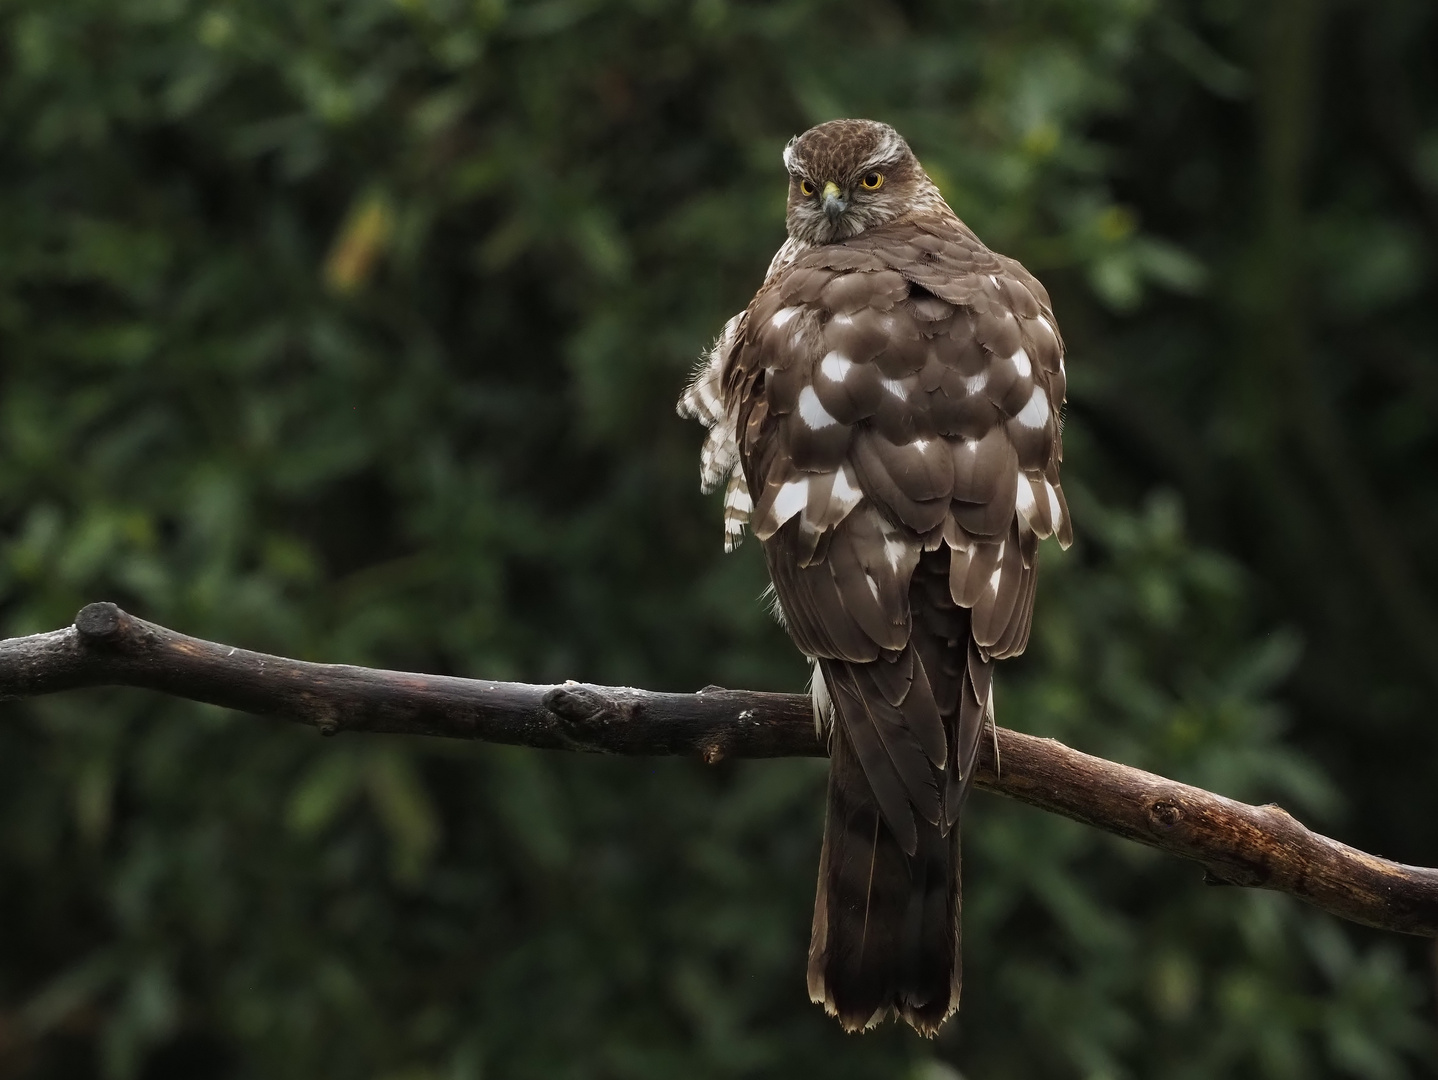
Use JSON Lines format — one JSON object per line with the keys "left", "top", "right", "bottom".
{"left": 544, "top": 683, "right": 625, "bottom": 728}
{"left": 75, "top": 602, "right": 125, "bottom": 643}
{"left": 1148, "top": 799, "right": 1185, "bottom": 830}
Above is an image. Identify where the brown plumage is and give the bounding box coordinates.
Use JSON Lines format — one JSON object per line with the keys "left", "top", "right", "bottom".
{"left": 679, "top": 119, "right": 1071, "bottom": 1035}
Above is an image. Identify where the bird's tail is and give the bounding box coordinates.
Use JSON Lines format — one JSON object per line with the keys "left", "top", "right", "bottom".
{"left": 807, "top": 717, "right": 961, "bottom": 1036}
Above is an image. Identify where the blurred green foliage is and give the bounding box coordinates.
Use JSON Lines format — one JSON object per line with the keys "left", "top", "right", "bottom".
{"left": 0, "top": 0, "right": 1435, "bottom": 1076}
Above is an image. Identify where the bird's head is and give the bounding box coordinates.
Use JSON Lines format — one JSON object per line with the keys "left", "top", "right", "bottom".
{"left": 782, "top": 119, "right": 934, "bottom": 245}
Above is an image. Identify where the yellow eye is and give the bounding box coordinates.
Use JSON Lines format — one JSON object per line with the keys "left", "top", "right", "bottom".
{"left": 799, "top": 179, "right": 816, "bottom": 197}
{"left": 861, "top": 172, "right": 883, "bottom": 190}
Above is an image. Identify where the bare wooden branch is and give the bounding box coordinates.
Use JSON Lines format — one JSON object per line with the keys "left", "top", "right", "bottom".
{"left": 3, "top": 602, "right": 1437, "bottom": 938}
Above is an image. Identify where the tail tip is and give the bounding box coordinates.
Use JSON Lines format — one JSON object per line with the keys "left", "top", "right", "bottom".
{"left": 809, "top": 981, "right": 957, "bottom": 1036}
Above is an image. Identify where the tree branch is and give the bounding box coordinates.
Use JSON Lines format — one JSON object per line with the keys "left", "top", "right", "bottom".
{"left": 3, "top": 602, "right": 1437, "bottom": 938}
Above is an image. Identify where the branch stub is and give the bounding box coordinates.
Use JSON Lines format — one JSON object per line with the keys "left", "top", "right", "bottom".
{"left": 75, "top": 602, "right": 123, "bottom": 643}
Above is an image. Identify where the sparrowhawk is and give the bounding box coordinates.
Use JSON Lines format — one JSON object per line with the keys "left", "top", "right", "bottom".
{"left": 679, "top": 118, "right": 1071, "bottom": 1035}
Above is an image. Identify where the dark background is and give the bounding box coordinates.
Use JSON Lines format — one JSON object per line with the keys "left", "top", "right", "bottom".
{"left": 1, "top": 0, "right": 1436, "bottom": 1076}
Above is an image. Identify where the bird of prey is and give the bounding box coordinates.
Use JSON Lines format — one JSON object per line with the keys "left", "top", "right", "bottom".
{"left": 679, "top": 119, "right": 1072, "bottom": 1035}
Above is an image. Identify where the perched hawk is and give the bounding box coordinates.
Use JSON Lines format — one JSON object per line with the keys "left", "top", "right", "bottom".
{"left": 679, "top": 119, "right": 1071, "bottom": 1034}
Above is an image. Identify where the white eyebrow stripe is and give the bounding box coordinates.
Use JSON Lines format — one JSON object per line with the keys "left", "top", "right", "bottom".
{"left": 854, "top": 127, "right": 904, "bottom": 174}
{"left": 854, "top": 152, "right": 900, "bottom": 175}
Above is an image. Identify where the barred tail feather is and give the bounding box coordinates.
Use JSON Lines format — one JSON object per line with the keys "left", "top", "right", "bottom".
{"left": 807, "top": 718, "right": 961, "bottom": 1036}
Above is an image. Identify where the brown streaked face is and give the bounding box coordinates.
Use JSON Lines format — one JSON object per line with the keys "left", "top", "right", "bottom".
{"left": 783, "top": 119, "right": 930, "bottom": 245}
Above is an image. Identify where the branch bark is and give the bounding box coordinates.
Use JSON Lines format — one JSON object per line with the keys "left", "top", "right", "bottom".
{"left": 3, "top": 602, "right": 1437, "bottom": 938}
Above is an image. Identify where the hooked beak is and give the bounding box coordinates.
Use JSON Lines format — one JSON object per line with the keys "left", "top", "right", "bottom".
{"left": 821, "top": 181, "right": 847, "bottom": 220}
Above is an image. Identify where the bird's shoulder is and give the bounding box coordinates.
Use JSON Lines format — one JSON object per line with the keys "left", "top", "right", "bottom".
{"left": 731, "top": 214, "right": 1062, "bottom": 394}
{"left": 729, "top": 212, "right": 1067, "bottom": 532}
{"left": 720, "top": 211, "right": 1070, "bottom": 672}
